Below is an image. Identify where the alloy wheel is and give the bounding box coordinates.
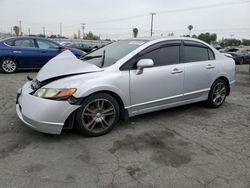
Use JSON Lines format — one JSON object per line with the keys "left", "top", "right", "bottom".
{"left": 81, "top": 99, "right": 116, "bottom": 134}
{"left": 2, "top": 59, "right": 17, "bottom": 73}
{"left": 212, "top": 82, "right": 226, "bottom": 106}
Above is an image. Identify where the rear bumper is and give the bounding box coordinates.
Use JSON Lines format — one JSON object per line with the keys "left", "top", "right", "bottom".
{"left": 16, "top": 81, "right": 80, "bottom": 134}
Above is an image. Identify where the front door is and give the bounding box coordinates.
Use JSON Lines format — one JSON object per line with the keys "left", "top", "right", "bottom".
{"left": 129, "top": 44, "right": 184, "bottom": 115}
{"left": 35, "top": 39, "right": 61, "bottom": 68}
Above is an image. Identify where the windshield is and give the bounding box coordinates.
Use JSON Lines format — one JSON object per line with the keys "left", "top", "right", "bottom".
{"left": 82, "top": 40, "right": 147, "bottom": 67}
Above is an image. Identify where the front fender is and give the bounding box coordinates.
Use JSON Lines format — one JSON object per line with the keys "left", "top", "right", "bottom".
{"left": 74, "top": 84, "right": 130, "bottom": 108}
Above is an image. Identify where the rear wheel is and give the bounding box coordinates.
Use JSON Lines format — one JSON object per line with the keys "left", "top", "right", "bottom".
{"left": 1, "top": 58, "right": 17, "bottom": 73}
{"left": 207, "top": 79, "right": 228, "bottom": 108}
{"left": 76, "top": 93, "right": 120, "bottom": 137}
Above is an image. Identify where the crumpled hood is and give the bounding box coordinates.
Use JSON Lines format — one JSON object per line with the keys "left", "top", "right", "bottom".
{"left": 36, "top": 50, "right": 102, "bottom": 82}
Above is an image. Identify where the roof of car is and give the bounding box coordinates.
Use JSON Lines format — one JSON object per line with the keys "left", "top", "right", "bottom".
{"left": 3, "top": 36, "right": 55, "bottom": 41}
{"left": 124, "top": 36, "right": 207, "bottom": 43}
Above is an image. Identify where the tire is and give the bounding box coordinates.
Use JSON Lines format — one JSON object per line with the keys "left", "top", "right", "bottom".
{"left": 76, "top": 93, "right": 120, "bottom": 137}
{"left": 1, "top": 58, "right": 17, "bottom": 73}
{"left": 207, "top": 79, "right": 228, "bottom": 108}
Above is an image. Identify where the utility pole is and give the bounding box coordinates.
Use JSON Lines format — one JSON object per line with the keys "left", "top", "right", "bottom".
{"left": 150, "top": 13, "right": 156, "bottom": 37}
{"left": 78, "top": 29, "right": 81, "bottom": 39}
{"left": 60, "top": 23, "right": 62, "bottom": 37}
{"left": 81, "top": 23, "right": 85, "bottom": 39}
{"left": 43, "top": 27, "right": 45, "bottom": 37}
{"left": 28, "top": 28, "right": 30, "bottom": 36}
{"left": 19, "top": 20, "right": 22, "bottom": 36}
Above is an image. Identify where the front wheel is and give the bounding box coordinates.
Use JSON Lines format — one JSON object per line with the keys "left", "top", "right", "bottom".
{"left": 76, "top": 93, "right": 120, "bottom": 137}
{"left": 207, "top": 79, "right": 228, "bottom": 108}
{"left": 1, "top": 58, "right": 18, "bottom": 73}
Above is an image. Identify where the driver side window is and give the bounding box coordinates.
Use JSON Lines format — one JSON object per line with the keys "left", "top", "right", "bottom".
{"left": 37, "top": 40, "right": 59, "bottom": 50}
{"left": 138, "top": 45, "right": 180, "bottom": 67}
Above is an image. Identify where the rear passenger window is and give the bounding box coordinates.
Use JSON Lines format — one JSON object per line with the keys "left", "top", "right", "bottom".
{"left": 4, "top": 39, "right": 14, "bottom": 46}
{"left": 139, "top": 46, "right": 180, "bottom": 66}
{"left": 184, "top": 46, "right": 209, "bottom": 62}
{"left": 14, "top": 39, "right": 35, "bottom": 48}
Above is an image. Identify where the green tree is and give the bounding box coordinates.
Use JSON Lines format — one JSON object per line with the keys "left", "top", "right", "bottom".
{"left": 187, "top": 25, "right": 193, "bottom": 36}
{"left": 48, "top": 35, "right": 57, "bottom": 38}
{"left": 83, "top": 32, "right": 100, "bottom": 40}
{"left": 38, "top": 34, "right": 45, "bottom": 38}
{"left": 197, "top": 32, "right": 217, "bottom": 44}
{"left": 13, "top": 26, "right": 20, "bottom": 36}
{"left": 220, "top": 38, "right": 241, "bottom": 47}
{"left": 132, "top": 28, "right": 138, "bottom": 38}
{"left": 242, "top": 39, "right": 250, "bottom": 46}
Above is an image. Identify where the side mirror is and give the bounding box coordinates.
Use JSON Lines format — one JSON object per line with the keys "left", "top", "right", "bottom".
{"left": 136, "top": 59, "right": 154, "bottom": 75}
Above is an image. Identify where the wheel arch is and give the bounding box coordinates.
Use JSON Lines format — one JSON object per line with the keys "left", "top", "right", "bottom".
{"left": 212, "top": 76, "right": 230, "bottom": 96}
{"left": 0, "top": 56, "right": 20, "bottom": 67}
{"left": 77, "top": 90, "right": 129, "bottom": 121}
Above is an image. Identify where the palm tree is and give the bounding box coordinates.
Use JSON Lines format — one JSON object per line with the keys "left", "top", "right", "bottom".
{"left": 187, "top": 25, "right": 193, "bottom": 37}
{"left": 13, "top": 26, "right": 20, "bottom": 36}
{"left": 133, "top": 28, "right": 138, "bottom": 38}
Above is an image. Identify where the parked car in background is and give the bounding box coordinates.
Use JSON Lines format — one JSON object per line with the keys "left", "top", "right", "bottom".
{"left": 0, "top": 37, "right": 86, "bottom": 73}
{"left": 220, "top": 47, "right": 250, "bottom": 64}
{"left": 59, "top": 41, "right": 77, "bottom": 48}
{"left": 16, "top": 37, "right": 235, "bottom": 136}
{"left": 60, "top": 41, "right": 108, "bottom": 52}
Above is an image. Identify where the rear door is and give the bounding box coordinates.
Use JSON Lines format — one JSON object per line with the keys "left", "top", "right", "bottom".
{"left": 182, "top": 41, "right": 216, "bottom": 100}
{"left": 11, "top": 38, "right": 38, "bottom": 68}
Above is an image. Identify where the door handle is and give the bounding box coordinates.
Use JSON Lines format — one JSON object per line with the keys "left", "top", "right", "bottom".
{"left": 171, "top": 68, "right": 183, "bottom": 74}
{"left": 13, "top": 51, "right": 21, "bottom": 53}
{"left": 41, "top": 51, "right": 46, "bottom": 53}
{"left": 206, "top": 64, "right": 215, "bottom": 69}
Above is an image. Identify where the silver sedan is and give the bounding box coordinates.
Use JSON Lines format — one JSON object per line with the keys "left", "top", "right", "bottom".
{"left": 16, "top": 37, "right": 235, "bottom": 136}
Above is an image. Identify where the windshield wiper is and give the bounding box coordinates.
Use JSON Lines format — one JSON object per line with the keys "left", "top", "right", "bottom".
{"left": 100, "top": 50, "right": 106, "bottom": 67}
{"left": 81, "top": 55, "right": 102, "bottom": 60}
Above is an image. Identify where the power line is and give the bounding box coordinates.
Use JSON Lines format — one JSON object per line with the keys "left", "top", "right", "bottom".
{"left": 84, "top": 0, "right": 250, "bottom": 25}
{"left": 156, "top": 0, "right": 250, "bottom": 14}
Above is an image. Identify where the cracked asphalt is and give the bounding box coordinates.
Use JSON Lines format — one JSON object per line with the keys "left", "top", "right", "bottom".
{"left": 0, "top": 65, "right": 249, "bottom": 188}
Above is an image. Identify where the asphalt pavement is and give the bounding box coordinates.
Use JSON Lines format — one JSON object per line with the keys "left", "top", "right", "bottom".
{"left": 0, "top": 65, "right": 249, "bottom": 188}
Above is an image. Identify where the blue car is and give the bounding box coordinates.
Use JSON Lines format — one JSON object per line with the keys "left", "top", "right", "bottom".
{"left": 0, "top": 37, "right": 86, "bottom": 73}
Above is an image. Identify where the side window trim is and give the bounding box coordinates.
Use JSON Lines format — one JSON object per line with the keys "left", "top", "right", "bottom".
{"left": 120, "top": 40, "right": 181, "bottom": 70}
{"left": 208, "top": 48, "right": 215, "bottom": 60}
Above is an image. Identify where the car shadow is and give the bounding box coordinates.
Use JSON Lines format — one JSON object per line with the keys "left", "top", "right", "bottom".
{"left": 58, "top": 101, "right": 209, "bottom": 138}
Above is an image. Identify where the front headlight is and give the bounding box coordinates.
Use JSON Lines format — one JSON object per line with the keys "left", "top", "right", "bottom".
{"left": 34, "top": 88, "right": 76, "bottom": 99}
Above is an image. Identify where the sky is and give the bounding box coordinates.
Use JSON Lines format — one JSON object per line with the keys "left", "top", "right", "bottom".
{"left": 0, "top": 0, "right": 250, "bottom": 40}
